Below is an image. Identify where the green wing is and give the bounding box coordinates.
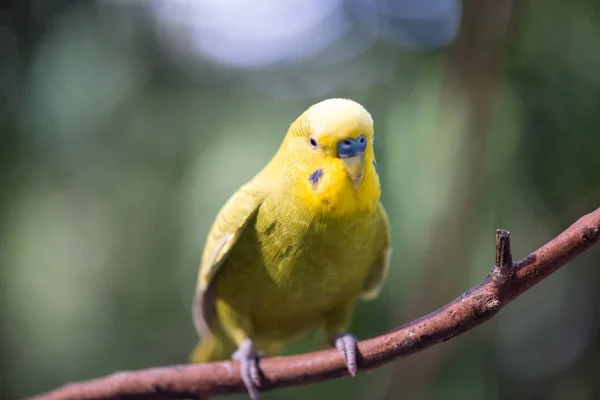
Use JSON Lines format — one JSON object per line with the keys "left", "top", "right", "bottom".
{"left": 360, "top": 202, "right": 392, "bottom": 300}
{"left": 192, "top": 179, "right": 266, "bottom": 336}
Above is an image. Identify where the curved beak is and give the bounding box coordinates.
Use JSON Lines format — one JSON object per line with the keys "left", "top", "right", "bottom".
{"left": 342, "top": 154, "right": 365, "bottom": 190}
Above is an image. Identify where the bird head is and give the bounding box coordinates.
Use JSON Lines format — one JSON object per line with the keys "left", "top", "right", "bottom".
{"left": 277, "top": 98, "right": 380, "bottom": 214}
{"left": 288, "top": 98, "right": 376, "bottom": 190}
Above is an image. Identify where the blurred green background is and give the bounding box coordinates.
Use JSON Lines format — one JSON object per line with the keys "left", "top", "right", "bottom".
{"left": 1, "top": 0, "right": 600, "bottom": 399}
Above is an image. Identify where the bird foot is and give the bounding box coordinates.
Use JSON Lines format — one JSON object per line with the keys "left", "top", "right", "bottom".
{"left": 332, "top": 332, "right": 359, "bottom": 376}
{"left": 232, "top": 339, "right": 264, "bottom": 400}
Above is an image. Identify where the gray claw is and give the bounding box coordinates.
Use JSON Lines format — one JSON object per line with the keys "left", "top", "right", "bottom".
{"left": 232, "top": 339, "right": 263, "bottom": 399}
{"left": 332, "top": 332, "right": 359, "bottom": 377}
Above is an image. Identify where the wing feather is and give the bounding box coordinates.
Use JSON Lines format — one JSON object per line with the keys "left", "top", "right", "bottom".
{"left": 192, "top": 180, "right": 266, "bottom": 336}
{"left": 360, "top": 202, "right": 392, "bottom": 300}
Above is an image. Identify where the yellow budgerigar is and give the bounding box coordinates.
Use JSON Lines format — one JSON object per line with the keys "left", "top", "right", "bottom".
{"left": 190, "top": 98, "right": 391, "bottom": 399}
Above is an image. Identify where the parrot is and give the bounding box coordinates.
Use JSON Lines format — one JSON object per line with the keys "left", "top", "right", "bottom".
{"left": 190, "top": 98, "right": 391, "bottom": 399}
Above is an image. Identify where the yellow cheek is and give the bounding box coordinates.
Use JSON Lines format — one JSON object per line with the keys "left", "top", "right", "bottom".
{"left": 295, "top": 160, "right": 380, "bottom": 217}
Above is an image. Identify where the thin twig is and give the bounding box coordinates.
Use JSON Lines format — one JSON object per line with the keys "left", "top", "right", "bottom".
{"left": 30, "top": 207, "right": 600, "bottom": 400}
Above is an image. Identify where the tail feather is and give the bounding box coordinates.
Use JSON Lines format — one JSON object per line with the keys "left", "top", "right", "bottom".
{"left": 190, "top": 335, "right": 236, "bottom": 363}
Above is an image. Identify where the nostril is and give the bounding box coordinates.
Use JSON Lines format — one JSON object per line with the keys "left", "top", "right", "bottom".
{"left": 356, "top": 135, "right": 367, "bottom": 152}
{"left": 337, "top": 138, "right": 357, "bottom": 158}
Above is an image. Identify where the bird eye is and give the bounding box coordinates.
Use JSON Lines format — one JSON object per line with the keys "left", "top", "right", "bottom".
{"left": 309, "top": 135, "right": 318, "bottom": 149}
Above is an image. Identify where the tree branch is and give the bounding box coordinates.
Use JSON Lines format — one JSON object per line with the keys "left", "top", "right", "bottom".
{"left": 30, "top": 207, "right": 600, "bottom": 400}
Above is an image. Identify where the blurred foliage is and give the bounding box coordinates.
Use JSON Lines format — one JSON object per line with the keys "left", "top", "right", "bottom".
{"left": 1, "top": 0, "right": 600, "bottom": 399}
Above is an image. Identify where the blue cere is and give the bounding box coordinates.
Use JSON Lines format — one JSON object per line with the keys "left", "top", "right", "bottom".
{"left": 337, "top": 136, "right": 367, "bottom": 158}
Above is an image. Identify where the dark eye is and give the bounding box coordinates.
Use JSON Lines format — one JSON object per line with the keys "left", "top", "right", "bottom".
{"left": 309, "top": 135, "right": 318, "bottom": 148}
